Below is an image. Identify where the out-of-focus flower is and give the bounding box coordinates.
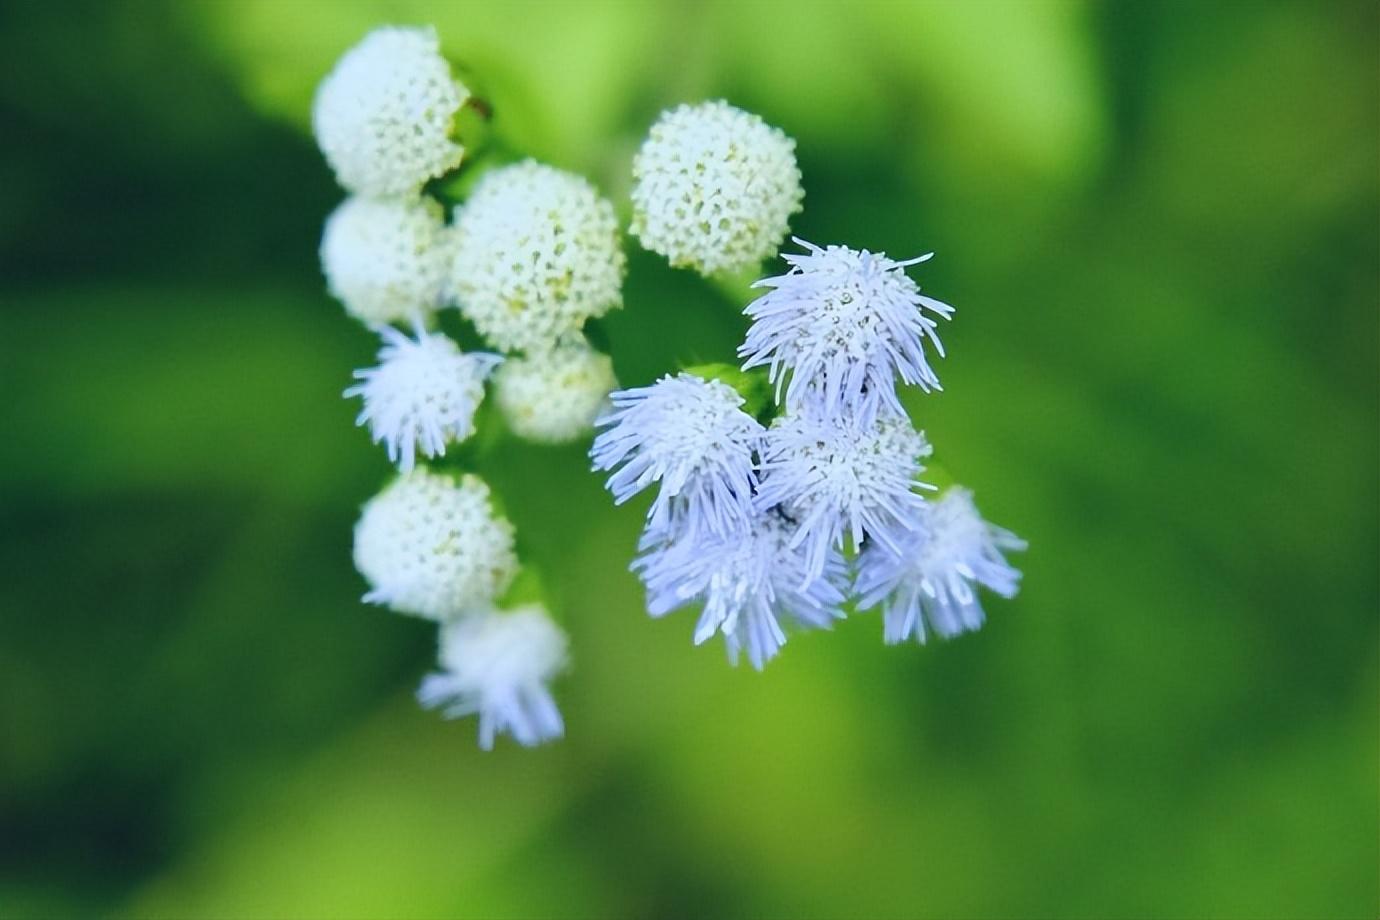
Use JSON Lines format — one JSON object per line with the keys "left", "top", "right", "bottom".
{"left": 856, "top": 487, "right": 1025, "bottom": 643}
{"left": 418, "top": 605, "right": 569, "bottom": 749}
{"left": 320, "top": 196, "right": 451, "bottom": 326}
{"left": 451, "top": 160, "right": 625, "bottom": 353}
{"left": 631, "top": 101, "right": 802, "bottom": 276}
{"left": 353, "top": 470, "right": 517, "bottom": 620}
{"left": 312, "top": 26, "right": 468, "bottom": 197}
{"left": 494, "top": 340, "right": 616, "bottom": 444}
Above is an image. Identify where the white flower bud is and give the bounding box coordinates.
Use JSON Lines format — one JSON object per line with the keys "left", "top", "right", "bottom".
{"left": 450, "top": 160, "right": 625, "bottom": 354}
{"left": 631, "top": 100, "right": 803, "bottom": 276}
{"left": 320, "top": 196, "right": 450, "bottom": 326}
{"left": 418, "top": 605, "right": 570, "bottom": 750}
{"left": 494, "top": 341, "right": 616, "bottom": 444}
{"left": 353, "top": 470, "right": 517, "bottom": 620}
{"left": 312, "top": 26, "right": 468, "bottom": 197}
{"left": 345, "top": 325, "right": 501, "bottom": 471}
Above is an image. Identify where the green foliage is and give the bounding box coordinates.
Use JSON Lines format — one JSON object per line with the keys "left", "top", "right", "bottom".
{"left": 0, "top": 1, "right": 1376, "bottom": 918}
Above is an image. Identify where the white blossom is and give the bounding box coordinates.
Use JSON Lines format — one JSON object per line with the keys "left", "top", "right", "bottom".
{"left": 740, "top": 238, "right": 954, "bottom": 420}
{"left": 450, "top": 160, "right": 625, "bottom": 353}
{"left": 312, "top": 26, "right": 467, "bottom": 197}
{"left": 756, "top": 410, "right": 932, "bottom": 582}
{"left": 631, "top": 101, "right": 803, "bottom": 276}
{"left": 345, "top": 325, "right": 500, "bottom": 471}
{"left": 591, "top": 373, "right": 763, "bottom": 540}
{"left": 494, "top": 340, "right": 617, "bottom": 444}
{"left": 635, "top": 511, "right": 847, "bottom": 669}
{"left": 320, "top": 195, "right": 450, "bottom": 326}
{"left": 353, "top": 470, "right": 517, "bottom": 620}
{"left": 418, "top": 605, "right": 569, "bottom": 750}
{"left": 856, "top": 488, "right": 1025, "bottom": 643}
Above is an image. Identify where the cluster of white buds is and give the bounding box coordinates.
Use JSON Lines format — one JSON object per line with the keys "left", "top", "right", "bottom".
{"left": 312, "top": 22, "right": 1027, "bottom": 748}
{"left": 594, "top": 237, "right": 1024, "bottom": 667}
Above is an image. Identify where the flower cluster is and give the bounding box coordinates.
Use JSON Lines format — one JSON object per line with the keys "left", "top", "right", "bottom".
{"left": 594, "top": 239, "right": 1024, "bottom": 666}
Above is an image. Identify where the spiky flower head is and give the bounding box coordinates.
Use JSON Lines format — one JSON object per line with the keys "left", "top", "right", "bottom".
{"left": 635, "top": 511, "right": 847, "bottom": 670}
{"left": 856, "top": 488, "right": 1025, "bottom": 644}
{"left": 418, "top": 605, "right": 569, "bottom": 750}
{"left": 756, "top": 410, "right": 932, "bottom": 582}
{"left": 740, "top": 238, "right": 954, "bottom": 420}
{"left": 353, "top": 470, "right": 517, "bottom": 620}
{"left": 591, "top": 373, "right": 763, "bottom": 540}
{"left": 345, "top": 325, "right": 500, "bottom": 471}
{"left": 312, "top": 26, "right": 468, "bottom": 197}
{"left": 450, "top": 160, "right": 625, "bottom": 354}
{"left": 320, "top": 196, "right": 451, "bottom": 326}
{"left": 494, "top": 340, "right": 617, "bottom": 444}
{"left": 631, "top": 100, "right": 802, "bottom": 276}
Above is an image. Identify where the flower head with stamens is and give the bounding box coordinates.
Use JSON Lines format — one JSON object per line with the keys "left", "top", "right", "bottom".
{"left": 312, "top": 26, "right": 468, "bottom": 196}
{"left": 450, "top": 160, "right": 625, "bottom": 353}
{"left": 631, "top": 101, "right": 803, "bottom": 276}
{"left": 591, "top": 373, "right": 763, "bottom": 540}
{"left": 320, "top": 196, "right": 451, "bottom": 327}
{"left": 856, "top": 487, "right": 1026, "bottom": 643}
{"left": 756, "top": 409, "right": 933, "bottom": 582}
{"left": 635, "top": 511, "right": 847, "bottom": 669}
{"left": 345, "top": 325, "right": 500, "bottom": 471}
{"left": 418, "top": 605, "right": 569, "bottom": 750}
{"left": 740, "top": 239, "right": 954, "bottom": 420}
{"left": 353, "top": 470, "right": 517, "bottom": 620}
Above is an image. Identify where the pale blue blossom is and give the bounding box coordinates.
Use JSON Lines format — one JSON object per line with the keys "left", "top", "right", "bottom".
{"left": 740, "top": 238, "right": 953, "bottom": 421}
{"left": 591, "top": 373, "right": 764, "bottom": 539}
{"left": 634, "top": 510, "right": 848, "bottom": 669}
{"left": 756, "top": 409, "right": 933, "bottom": 583}
{"left": 855, "top": 488, "right": 1025, "bottom": 644}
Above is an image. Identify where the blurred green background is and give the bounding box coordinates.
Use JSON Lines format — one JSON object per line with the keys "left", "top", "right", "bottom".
{"left": 1, "top": 1, "right": 1376, "bottom": 917}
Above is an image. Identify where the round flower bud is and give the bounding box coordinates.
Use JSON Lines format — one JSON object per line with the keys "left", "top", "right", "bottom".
{"left": 418, "top": 605, "right": 570, "bottom": 750}
{"left": 353, "top": 470, "right": 518, "bottom": 620}
{"left": 312, "top": 26, "right": 468, "bottom": 197}
{"left": 631, "top": 100, "right": 803, "bottom": 276}
{"left": 494, "top": 341, "right": 617, "bottom": 444}
{"left": 450, "top": 160, "right": 625, "bottom": 353}
{"left": 320, "top": 196, "right": 450, "bottom": 325}
{"left": 345, "top": 325, "right": 501, "bottom": 471}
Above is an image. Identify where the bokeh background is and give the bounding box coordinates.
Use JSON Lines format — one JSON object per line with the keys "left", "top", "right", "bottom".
{"left": 1, "top": 1, "right": 1376, "bottom": 917}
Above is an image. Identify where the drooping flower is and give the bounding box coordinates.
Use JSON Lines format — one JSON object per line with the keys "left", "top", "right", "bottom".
{"left": 631, "top": 100, "right": 803, "bottom": 276}
{"left": 345, "top": 325, "right": 500, "bottom": 471}
{"left": 756, "top": 409, "right": 932, "bottom": 582}
{"left": 856, "top": 487, "right": 1026, "bottom": 643}
{"left": 312, "top": 26, "right": 468, "bottom": 197}
{"left": 353, "top": 470, "right": 517, "bottom": 620}
{"left": 494, "top": 340, "right": 617, "bottom": 444}
{"left": 740, "top": 238, "right": 954, "bottom": 420}
{"left": 418, "top": 605, "right": 569, "bottom": 750}
{"left": 635, "top": 510, "right": 848, "bottom": 669}
{"left": 591, "top": 373, "right": 763, "bottom": 540}
{"left": 320, "top": 195, "right": 451, "bottom": 326}
{"left": 450, "top": 160, "right": 625, "bottom": 353}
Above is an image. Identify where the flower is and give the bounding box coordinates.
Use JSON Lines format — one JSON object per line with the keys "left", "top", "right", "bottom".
{"left": 450, "top": 160, "right": 625, "bottom": 353}
{"left": 320, "top": 195, "right": 451, "bottom": 326}
{"left": 591, "top": 373, "right": 763, "bottom": 540}
{"left": 856, "top": 487, "right": 1026, "bottom": 643}
{"left": 494, "top": 340, "right": 617, "bottom": 444}
{"left": 353, "top": 470, "right": 517, "bottom": 620}
{"left": 635, "top": 511, "right": 847, "bottom": 669}
{"left": 631, "top": 100, "right": 803, "bottom": 276}
{"left": 312, "top": 26, "right": 468, "bottom": 197}
{"left": 756, "top": 410, "right": 932, "bottom": 582}
{"left": 418, "top": 605, "right": 569, "bottom": 750}
{"left": 740, "top": 239, "right": 954, "bottom": 420}
{"left": 345, "top": 325, "right": 500, "bottom": 471}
